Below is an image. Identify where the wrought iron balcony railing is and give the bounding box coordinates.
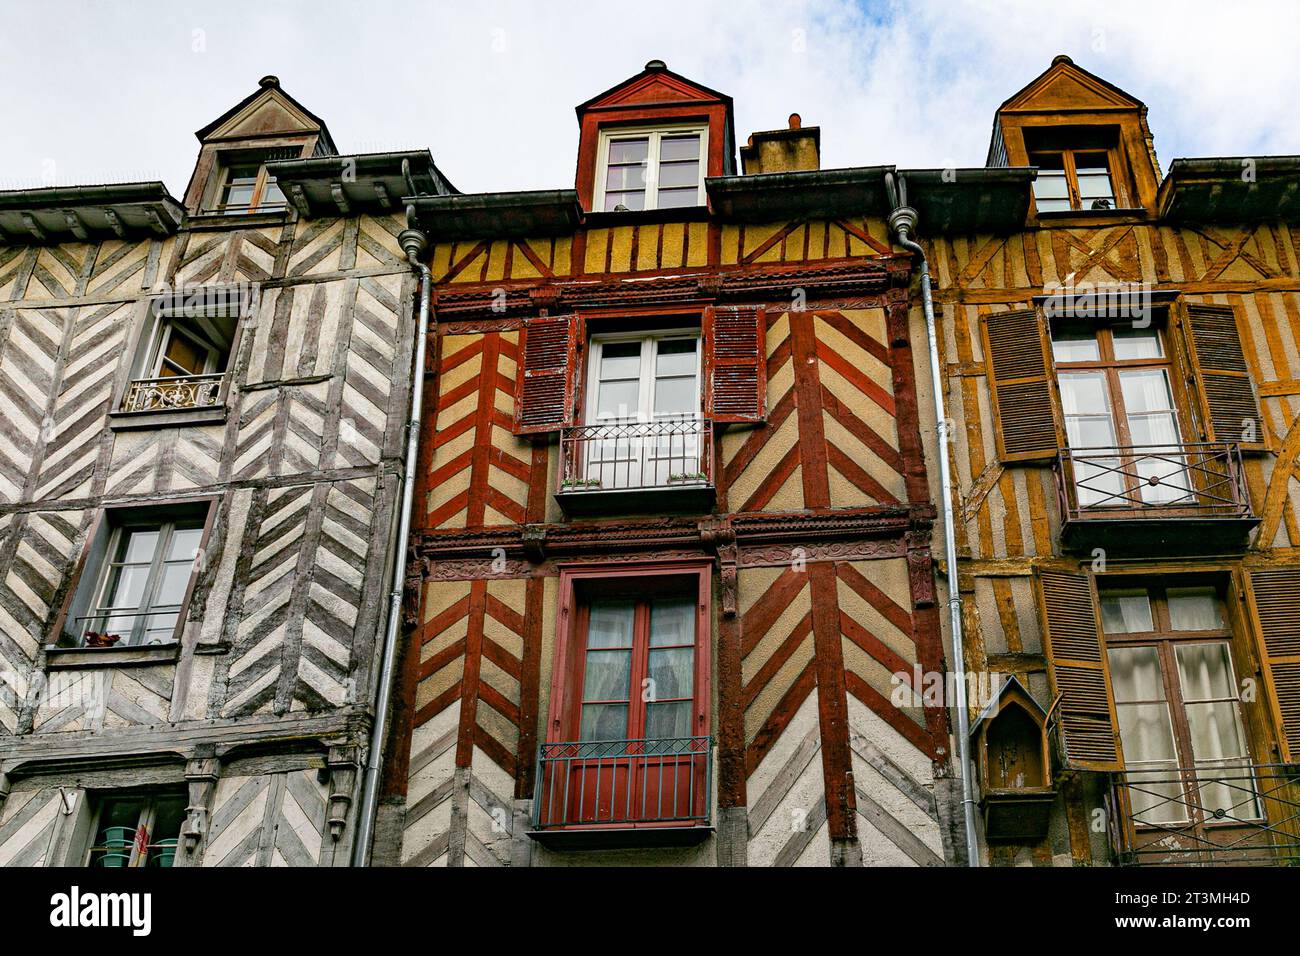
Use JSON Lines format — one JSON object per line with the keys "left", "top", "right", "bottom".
{"left": 558, "top": 419, "right": 712, "bottom": 495}
{"left": 122, "top": 373, "right": 224, "bottom": 413}
{"left": 1056, "top": 442, "right": 1252, "bottom": 521}
{"left": 533, "top": 736, "right": 712, "bottom": 830}
{"left": 1111, "top": 763, "right": 1300, "bottom": 866}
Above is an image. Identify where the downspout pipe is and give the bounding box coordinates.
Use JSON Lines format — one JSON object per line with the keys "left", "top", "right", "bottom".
{"left": 885, "top": 173, "right": 980, "bottom": 867}
{"left": 352, "top": 224, "right": 432, "bottom": 866}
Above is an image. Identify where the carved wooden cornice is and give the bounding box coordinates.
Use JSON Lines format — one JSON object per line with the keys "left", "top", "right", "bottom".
{"left": 431, "top": 257, "right": 908, "bottom": 319}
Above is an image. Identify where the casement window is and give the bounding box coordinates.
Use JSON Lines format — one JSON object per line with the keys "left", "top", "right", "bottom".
{"left": 579, "top": 330, "right": 703, "bottom": 491}
{"left": 58, "top": 502, "right": 212, "bottom": 650}
{"left": 207, "top": 147, "right": 298, "bottom": 214}
{"left": 1101, "top": 583, "right": 1259, "bottom": 825}
{"left": 513, "top": 306, "right": 766, "bottom": 436}
{"left": 79, "top": 519, "right": 204, "bottom": 647}
{"left": 121, "top": 296, "right": 237, "bottom": 414}
{"left": 1052, "top": 320, "right": 1189, "bottom": 507}
{"left": 1030, "top": 149, "right": 1116, "bottom": 211}
{"left": 1036, "top": 566, "right": 1300, "bottom": 772}
{"left": 85, "top": 790, "right": 186, "bottom": 868}
{"left": 593, "top": 125, "right": 707, "bottom": 212}
{"left": 982, "top": 303, "right": 1264, "bottom": 466}
{"left": 537, "top": 564, "right": 712, "bottom": 830}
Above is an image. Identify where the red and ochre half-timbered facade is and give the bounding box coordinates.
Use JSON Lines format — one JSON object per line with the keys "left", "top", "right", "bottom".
{"left": 376, "top": 61, "right": 961, "bottom": 866}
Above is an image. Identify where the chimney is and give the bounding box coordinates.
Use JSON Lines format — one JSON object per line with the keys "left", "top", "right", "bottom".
{"left": 740, "top": 113, "right": 821, "bottom": 174}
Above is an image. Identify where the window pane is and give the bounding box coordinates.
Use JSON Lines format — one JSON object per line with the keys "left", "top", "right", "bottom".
{"left": 659, "top": 135, "right": 700, "bottom": 162}
{"left": 1108, "top": 643, "right": 1163, "bottom": 696}
{"left": 1175, "top": 641, "right": 1234, "bottom": 700}
{"left": 657, "top": 161, "right": 700, "bottom": 188}
{"left": 587, "top": 600, "right": 634, "bottom": 648}
{"left": 645, "top": 700, "right": 692, "bottom": 740}
{"left": 608, "top": 138, "right": 649, "bottom": 165}
{"left": 648, "top": 647, "right": 694, "bottom": 700}
{"left": 1112, "top": 326, "right": 1162, "bottom": 360}
{"left": 580, "top": 703, "right": 628, "bottom": 741}
{"left": 1059, "top": 372, "right": 1112, "bottom": 417}
{"left": 655, "top": 187, "right": 700, "bottom": 209}
{"left": 605, "top": 163, "right": 648, "bottom": 192}
{"left": 1101, "top": 591, "right": 1155, "bottom": 634}
{"left": 1119, "top": 369, "right": 1175, "bottom": 416}
{"left": 581, "top": 649, "right": 632, "bottom": 701}
{"left": 167, "top": 527, "right": 203, "bottom": 562}
{"left": 596, "top": 380, "right": 639, "bottom": 420}
{"left": 649, "top": 596, "right": 694, "bottom": 647}
{"left": 1051, "top": 327, "right": 1101, "bottom": 363}
{"left": 603, "top": 190, "right": 645, "bottom": 212}
{"left": 122, "top": 529, "right": 161, "bottom": 564}
{"left": 653, "top": 375, "right": 696, "bottom": 417}
{"left": 654, "top": 338, "right": 697, "bottom": 376}
{"left": 1167, "top": 588, "right": 1223, "bottom": 632}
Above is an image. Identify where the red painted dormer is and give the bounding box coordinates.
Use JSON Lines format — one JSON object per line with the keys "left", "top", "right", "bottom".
{"left": 575, "top": 59, "right": 736, "bottom": 214}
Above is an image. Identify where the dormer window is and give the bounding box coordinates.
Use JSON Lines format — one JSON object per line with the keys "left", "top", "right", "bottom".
{"left": 594, "top": 125, "right": 707, "bottom": 212}
{"left": 1030, "top": 148, "right": 1117, "bottom": 212}
{"left": 207, "top": 147, "right": 299, "bottom": 214}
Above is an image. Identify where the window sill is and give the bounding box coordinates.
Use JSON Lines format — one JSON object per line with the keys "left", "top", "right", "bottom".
{"left": 1032, "top": 207, "right": 1149, "bottom": 226}
{"left": 46, "top": 642, "right": 181, "bottom": 670}
{"left": 185, "top": 208, "right": 293, "bottom": 230}
{"left": 108, "top": 404, "right": 228, "bottom": 431}
{"left": 526, "top": 824, "right": 714, "bottom": 851}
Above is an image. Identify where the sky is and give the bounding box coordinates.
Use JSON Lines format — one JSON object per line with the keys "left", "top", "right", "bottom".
{"left": 2, "top": 0, "right": 1298, "bottom": 196}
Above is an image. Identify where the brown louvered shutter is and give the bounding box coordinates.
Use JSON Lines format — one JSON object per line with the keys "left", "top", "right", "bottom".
{"left": 704, "top": 305, "right": 766, "bottom": 423}
{"left": 1243, "top": 567, "right": 1300, "bottom": 762}
{"left": 982, "top": 309, "right": 1060, "bottom": 462}
{"left": 1035, "top": 568, "right": 1124, "bottom": 772}
{"left": 1182, "top": 304, "right": 1264, "bottom": 450}
{"left": 514, "top": 314, "right": 580, "bottom": 434}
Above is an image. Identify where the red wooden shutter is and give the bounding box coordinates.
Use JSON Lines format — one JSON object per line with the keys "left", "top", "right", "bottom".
{"left": 1034, "top": 568, "right": 1124, "bottom": 772}
{"left": 982, "top": 309, "right": 1060, "bottom": 463}
{"left": 1182, "top": 304, "right": 1264, "bottom": 450}
{"left": 1243, "top": 567, "right": 1300, "bottom": 762}
{"left": 514, "top": 315, "right": 580, "bottom": 435}
{"left": 704, "top": 305, "right": 766, "bottom": 423}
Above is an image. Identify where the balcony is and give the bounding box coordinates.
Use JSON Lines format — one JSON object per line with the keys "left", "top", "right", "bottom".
{"left": 556, "top": 419, "right": 715, "bottom": 515}
{"left": 1110, "top": 764, "right": 1300, "bottom": 866}
{"left": 529, "top": 736, "right": 713, "bottom": 849}
{"left": 1055, "top": 443, "right": 1258, "bottom": 554}
{"left": 122, "top": 373, "right": 225, "bottom": 413}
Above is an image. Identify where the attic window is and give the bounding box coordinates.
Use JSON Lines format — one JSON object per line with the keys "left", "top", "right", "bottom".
{"left": 595, "top": 125, "right": 706, "bottom": 212}
{"left": 209, "top": 146, "right": 299, "bottom": 214}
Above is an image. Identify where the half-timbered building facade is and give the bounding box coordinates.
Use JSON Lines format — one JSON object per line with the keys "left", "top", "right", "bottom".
{"left": 0, "top": 77, "right": 451, "bottom": 866}
{"left": 378, "top": 61, "right": 961, "bottom": 867}
{"left": 906, "top": 56, "right": 1300, "bottom": 866}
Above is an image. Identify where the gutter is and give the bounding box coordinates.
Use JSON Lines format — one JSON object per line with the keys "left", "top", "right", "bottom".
{"left": 885, "top": 172, "right": 981, "bottom": 867}
{"left": 351, "top": 223, "right": 432, "bottom": 865}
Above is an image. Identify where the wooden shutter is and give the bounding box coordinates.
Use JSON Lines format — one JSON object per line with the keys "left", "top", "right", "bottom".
{"left": 1241, "top": 567, "right": 1300, "bottom": 762}
{"left": 982, "top": 309, "right": 1060, "bottom": 462}
{"left": 514, "top": 315, "right": 580, "bottom": 435}
{"left": 1035, "top": 568, "right": 1124, "bottom": 771}
{"left": 1182, "top": 304, "right": 1264, "bottom": 450}
{"left": 704, "top": 305, "right": 766, "bottom": 423}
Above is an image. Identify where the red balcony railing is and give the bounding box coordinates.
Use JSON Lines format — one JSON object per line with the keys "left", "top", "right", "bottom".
{"left": 1056, "top": 442, "right": 1252, "bottom": 522}
{"left": 533, "top": 736, "right": 712, "bottom": 830}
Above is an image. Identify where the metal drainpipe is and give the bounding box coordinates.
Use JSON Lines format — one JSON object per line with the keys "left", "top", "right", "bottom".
{"left": 352, "top": 224, "right": 432, "bottom": 866}
{"left": 886, "top": 172, "right": 980, "bottom": 867}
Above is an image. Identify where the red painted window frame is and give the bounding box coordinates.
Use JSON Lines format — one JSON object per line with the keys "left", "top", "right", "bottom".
{"left": 547, "top": 561, "right": 712, "bottom": 746}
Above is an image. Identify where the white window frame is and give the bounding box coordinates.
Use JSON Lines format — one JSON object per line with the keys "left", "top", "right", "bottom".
{"left": 584, "top": 329, "right": 703, "bottom": 425}
{"left": 593, "top": 124, "right": 709, "bottom": 213}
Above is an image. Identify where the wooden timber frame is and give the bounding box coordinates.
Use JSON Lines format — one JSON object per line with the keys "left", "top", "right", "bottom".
{"left": 380, "top": 63, "right": 958, "bottom": 868}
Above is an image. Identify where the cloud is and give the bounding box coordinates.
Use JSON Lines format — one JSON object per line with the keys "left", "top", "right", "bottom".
{"left": 1, "top": 0, "right": 1296, "bottom": 195}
